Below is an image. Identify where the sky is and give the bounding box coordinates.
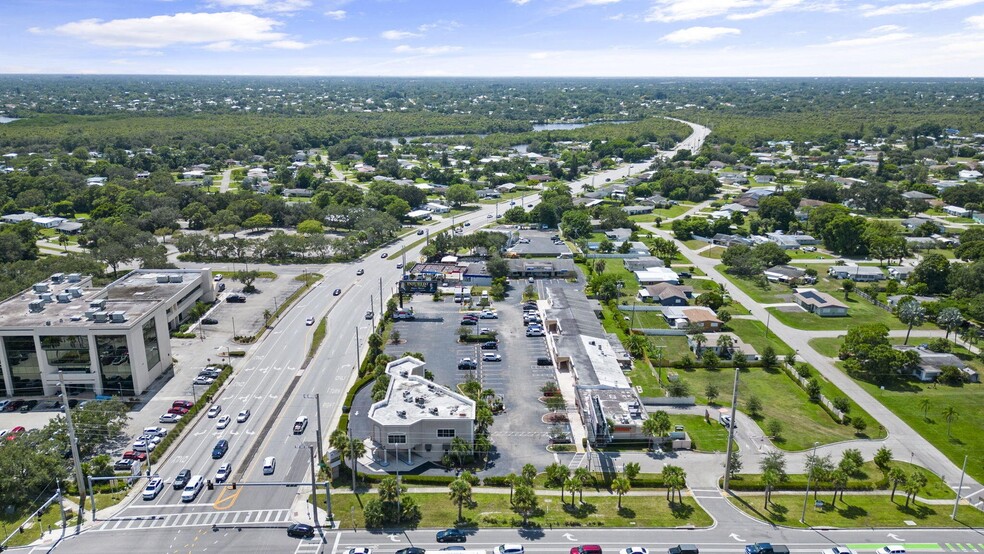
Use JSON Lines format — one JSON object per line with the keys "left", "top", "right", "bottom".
{"left": 2, "top": 0, "right": 984, "bottom": 77}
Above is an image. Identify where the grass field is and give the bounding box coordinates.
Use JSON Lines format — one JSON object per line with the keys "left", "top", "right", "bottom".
{"left": 670, "top": 414, "right": 732, "bottom": 452}
{"left": 725, "top": 318, "right": 794, "bottom": 357}
{"left": 730, "top": 460, "right": 954, "bottom": 499}
{"left": 324, "top": 491, "right": 712, "bottom": 529}
{"left": 629, "top": 203, "right": 693, "bottom": 221}
{"left": 699, "top": 246, "right": 726, "bottom": 259}
{"left": 728, "top": 491, "right": 984, "bottom": 529}
{"left": 809, "top": 337, "right": 984, "bottom": 373}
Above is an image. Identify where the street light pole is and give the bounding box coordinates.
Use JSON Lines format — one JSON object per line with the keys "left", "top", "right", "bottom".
{"left": 58, "top": 372, "right": 88, "bottom": 523}
{"left": 801, "top": 441, "right": 820, "bottom": 523}
{"left": 952, "top": 454, "right": 968, "bottom": 519}
{"left": 308, "top": 445, "right": 322, "bottom": 539}
{"left": 305, "top": 393, "right": 325, "bottom": 467}
{"left": 722, "top": 366, "right": 741, "bottom": 491}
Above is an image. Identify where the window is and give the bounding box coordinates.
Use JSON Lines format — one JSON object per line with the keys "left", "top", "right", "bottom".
{"left": 40, "top": 335, "right": 91, "bottom": 372}
{"left": 3, "top": 336, "right": 43, "bottom": 396}
{"left": 437, "top": 429, "right": 455, "bottom": 438}
{"left": 143, "top": 319, "right": 161, "bottom": 371}
{"left": 387, "top": 434, "right": 407, "bottom": 444}
{"left": 96, "top": 335, "right": 133, "bottom": 396}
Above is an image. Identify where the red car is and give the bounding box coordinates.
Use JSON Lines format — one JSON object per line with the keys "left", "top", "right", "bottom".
{"left": 172, "top": 400, "right": 194, "bottom": 409}
{"left": 167, "top": 406, "right": 190, "bottom": 415}
{"left": 572, "top": 546, "right": 603, "bottom": 554}
{"left": 5, "top": 426, "right": 25, "bottom": 440}
{"left": 122, "top": 450, "right": 147, "bottom": 461}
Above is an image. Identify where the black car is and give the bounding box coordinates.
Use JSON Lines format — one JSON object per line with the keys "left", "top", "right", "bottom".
{"left": 173, "top": 468, "right": 192, "bottom": 490}
{"left": 457, "top": 359, "right": 478, "bottom": 370}
{"left": 416, "top": 229, "right": 425, "bottom": 235}
{"left": 286, "top": 523, "right": 315, "bottom": 539}
{"left": 381, "top": 253, "right": 389, "bottom": 259}
{"left": 436, "top": 528, "right": 467, "bottom": 543}
{"left": 397, "top": 549, "right": 426, "bottom": 554}
{"left": 333, "top": 288, "right": 342, "bottom": 296}
{"left": 212, "top": 439, "right": 229, "bottom": 459}
{"left": 201, "top": 317, "right": 218, "bottom": 325}
{"left": 226, "top": 294, "right": 246, "bottom": 303}
{"left": 459, "top": 318, "right": 477, "bottom": 325}
{"left": 114, "top": 458, "right": 135, "bottom": 471}
{"left": 481, "top": 341, "right": 498, "bottom": 350}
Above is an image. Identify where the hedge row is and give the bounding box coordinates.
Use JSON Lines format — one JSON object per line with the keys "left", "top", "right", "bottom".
{"left": 726, "top": 474, "right": 881, "bottom": 492}
{"left": 149, "top": 365, "right": 232, "bottom": 464}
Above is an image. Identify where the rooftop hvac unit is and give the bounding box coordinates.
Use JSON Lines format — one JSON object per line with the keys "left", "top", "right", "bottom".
{"left": 156, "top": 275, "right": 169, "bottom": 283}
{"left": 40, "top": 293, "right": 53, "bottom": 303}
{"left": 28, "top": 300, "right": 45, "bottom": 313}
{"left": 90, "top": 299, "right": 106, "bottom": 310}
{"left": 397, "top": 410, "right": 407, "bottom": 418}
{"left": 67, "top": 287, "right": 82, "bottom": 298}
{"left": 70, "top": 315, "right": 82, "bottom": 321}
{"left": 415, "top": 397, "right": 425, "bottom": 405}
{"left": 67, "top": 273, "right": 82, "bottom": 283}
{"left": 84, "top": 308, "right": 97, "bottom": 320}
{"left": 93, "top": 311, "right": 109, "bottom": 323}
{"left": 56, "top": 293, "right": 71, "bottom": 303}
{"left": 168, "top": 275, "right": 183, "bottom": 283}
{"left": 50, "top": 273, "right": 65, "bottom": 283}
{"left": 109, "top": 311, "right": 127, "bottom": 323}
{"left": 429, "top": 407, "right": 439, "bottom": 415}
{"left": 33, "top": 283, "right": 49, "bottom": 293}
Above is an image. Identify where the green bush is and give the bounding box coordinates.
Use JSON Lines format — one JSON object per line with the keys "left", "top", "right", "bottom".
{"left": 481, "top": 476, "right": 513, "bottom": 487}
{"left": 227, "top": 350, "right": 246, "bottom": 357}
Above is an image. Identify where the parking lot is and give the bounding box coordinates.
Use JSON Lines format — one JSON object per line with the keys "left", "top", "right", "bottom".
{"left": 378, "top": 292, "right": 562, "bottom": 474}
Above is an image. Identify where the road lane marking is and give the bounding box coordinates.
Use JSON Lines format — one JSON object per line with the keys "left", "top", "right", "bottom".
{"left": 212, "top": 486, "right": 241, "bottom": 510}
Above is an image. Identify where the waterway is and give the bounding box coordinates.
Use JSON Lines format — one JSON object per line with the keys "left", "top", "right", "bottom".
{"left": 0, "top": 116, "right": 19, "bottom": 124}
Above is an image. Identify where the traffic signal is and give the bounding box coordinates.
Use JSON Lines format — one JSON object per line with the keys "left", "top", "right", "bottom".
{"left": 231, "top": 482, "right": 236, "bottom": 490}
{"left": 206, "top": 480, "right": 214, "bottom": 490}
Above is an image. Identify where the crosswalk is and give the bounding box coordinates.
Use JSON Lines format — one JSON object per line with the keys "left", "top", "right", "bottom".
{"left": 944, "top": 545, "right": 984, "bottom": 552}
{"left": 93, "top": 508, "right": 291, "bottom": 532}
{"left": 293, "top": 540, "right": 326, "bottom": 554}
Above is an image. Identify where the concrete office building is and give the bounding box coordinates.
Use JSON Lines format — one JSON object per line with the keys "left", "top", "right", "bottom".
{"left": 0, "top": 269, "right": 215, "bottom": 398}
{"left": 368, "top": 357, "right": 476, "bottom": 465}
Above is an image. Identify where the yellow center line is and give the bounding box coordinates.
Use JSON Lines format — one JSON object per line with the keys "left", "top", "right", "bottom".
{"left": 213, "top": 486, "right": 242, "bottom": 510}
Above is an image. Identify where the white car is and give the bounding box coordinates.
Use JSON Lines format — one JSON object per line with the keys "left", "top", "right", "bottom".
{"left": 215, "top": 463, "right": 232, "bottom": 483}
{"left": 877, "top": 547, "right": 906, "bottom": 554}
{"left": 142, "top": 476, "right": 164, "bottom": 500}
{"left": 193, "top": 376, "right": 214, "bottom": 386}
{"left": 480, "top": 311, "right": 498, "bottom": 319}
{"left": 237, "top": 409, "right": 251, "bottom": 423}
{"left": 207, "top": 405, "right": 222, "bottom": 418}
{"left": 622, "top": 548, "right": 649, "bottom": 554}
{"left": 305, "top": 317, "right": 315, "bottom": 326}
{"left": 497, "top": 545, "right": 525, "bottom": 554}
{"left": 132, "top": 440, "right": 155, "bottom": 452}
{"left": 216, "top": 415, "right": 232, "bottom": 429}
{"left": 823, "top": 548, "right": 856, "bottom": 554}
{"left": 159, "top": 413, "right": 181, "bottom": 424}
{"left": 482, "top": 353, "right": 502, "bottom": 362}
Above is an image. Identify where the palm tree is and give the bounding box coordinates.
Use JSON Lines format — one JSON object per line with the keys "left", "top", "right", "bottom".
{"left": 918, "top": 398, "right": 931, "bottom": 420}
{"left": 521, "top": 463, "right": 537, "bottom": 485}
{"left": 715, "top": 334, "right": 734, "bottom": 357}
{"left": 611, "top": 475, "right": 631, "bottom": 510}
{"left": 904, "top": 471, "right": 927, "bottom": 507}
{"left": 888, "top": 467, "right": 907, "bottom": 501}
{"left": 378, "top": 476, "right": 401, "bottom": 504}
{"left": 937, "top": 307, "right": 964, "bottom": 342}
{"left": 506, "top": 472, "right": 518, "bottom": 504}
{"left": 474, "top": 434, "right": 493, "bottom": 467}
{"left": 346, "top": 437, "right": 366, "bottom": 489}
{"left": 941, "top": 406, "right": 958, "bottom": 437}
{"left": 896, "top": 298, "right": 926, "bottom": 345}
{"left": 450, "top": 436, "right": 471, "bottom": 468}
{"left": 573, "top": 467, "right": 592, "bottom": 503}
{"left": 449, "top": 477, "right": 473, "bottom": 522}
{"left": 512, "top": 484, "right": 538, "bottom": 526}
{"left": 761, "top": 468, "right": 780, "bottom": 508}
{"left": 642, "top": 410, "right": 671, "bottom": 451}
{"left": 692, "top": 333, "right": 707, "bottom": 357}
{"left": 829, "top": 469, "right": 848, "bottom": 506}
{"left": 564, "top": 476, "right": 581, "bottom": 507}
{"left": 662, "top": 464, "right": 687, "bottom": 504}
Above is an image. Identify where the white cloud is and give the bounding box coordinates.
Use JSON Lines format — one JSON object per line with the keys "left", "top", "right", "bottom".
{"left": 381, "top": 30, "right": 422, "bottom": 40}
{"left": 967, "top": 13, "right": 984, "bottom": 28}
{"left": 608, "top": 12, "right": 626, "bottom": 20}
{"left": 822, "top": 31, "right": 912, "bottom": 47}
{"left": 645, "top": 0, "right": 833, "bottom": 22}
{"left": 324, "top": 10, "right": 346, "bottom": 20}
{"left": 861, "top": 0, "right": 984, "bottom": 16}
{"left": 207, "top": 0, "right": 312, "bottom": 13}
{"left": 393, "top": 44, "right": 462, "bottom": 55}
{"left": 340, "top": 36, "right": 365, "bottom": 42}
{"left": 417, "top": 20, "right": 460, "bottom": 32}
{"left": 511, "top": 0, "right": 532, "bottom": 4}
{"left": 269, "top": 39, "right": 312, "bottom": 49}
{"left": 870, "top": 24, "right": 905, "bottom": 32}
{"left": 662, "top": 26, "right": 740, "bottom": 44}
{"left": 203, "top": 41, "right": 242, "bottom": 51}
{"left": 47, "top": 12, "right": 287, "bottom": 48}
{"left": 728, "top": 0, "right": 802, "bottom": 20}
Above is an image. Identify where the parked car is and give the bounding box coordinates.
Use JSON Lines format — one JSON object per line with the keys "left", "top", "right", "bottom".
{"left": 480, "top": 311, "right": 498, "bottom": 319}
{"left": 460, "top": 318, "right": 477, "bottom": 326}
{"left": 193, "top": 376, "right": 214, "bottom": 386}
{"left": 143, "top": 476, "right": 164, "bottom": 500}
{"left": 201, "top": 317, "right": 218, "bottom": 325}
{"left": 458, "top": 358, "right": 478, "bottom": 370}
{"left": 123, "top": 450, "right": 147, "bottom": 461}
{"left": 396, "top": 263, "right": 404, "bottom": 269}
{"left": 159, "top": 413, "right": 181, "bottom": 424}
{"left": 236, "top": 409, "right": 251, "bottom": 423}
{"left": 114, "top": 458, "right": 135, "bottom": 471}
{"left": 173, "top": 400, "right": 194, "bottom": 409}
{"left": 745, "top": 544, "right": 789, "bottom": 554}
{"left": 287, "top": 523, "right": 315, "bottom": 539}
{"left": 5, "top": 426, "right": 25, "bottom": 441}
{"left": 396, "top": 549, "right": 425, "bottom": 554}
{"left": 226, "top": 294, "right": 246, "bottom": 303}
{"left": 168, "top": 406, "right": 189, "bottom": 415}
{"left": 526, "top": 327, "right": 545, "bottom": 337}
{"left": 482, "top": 353, "right": 502, "bottom": 362}
{"left": 436, "top": 528, "right": 467, "bottom": 543}
{"left": 216, "top": 415, "right": 232, "bottom": 429}
{"left": 481, "top": 341, "right": 498, "bottom": 350}
{"left": 207, "top": 405, "right": 222, "bottom": 418}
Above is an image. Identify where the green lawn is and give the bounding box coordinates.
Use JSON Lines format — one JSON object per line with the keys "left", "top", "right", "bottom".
{"left": 810, "top": 336, "right": 984, "bottom": 373}
{"left": 670, "top": 414, "right": 732, "bottom": 452}
{"left": 699, "top": 246, "right": 725, "bottom": 259}
{"left": 626, "top": 309, "right": 670, "bottom": 329}
{"left": 728, "top": 491, "right": 984, "bottom": 529}
{"left": 324, "top": 491, "right": 711, "bottom": 529}
{"left": 715, "top": 265, "right": 787, "bottom": 304}
{"left": 730, "top": 461, "right": 953, "bottom": 499}
{"left": 683, "top": 239, "right": 706, "bottom": 250}
{"left": 644, "top": 335, "right": 692, "bottom": 365}
{"left": 784, "top": 249, "right": 836, "bottom": 261}
{"left": 726, "top": 318, "right": 794, "bottom": 357}
{"left": 629, "top": 203, "right": 692, "bottom": 221}
{"left": 766, "top": 293, "right": 936, "bottom": 332}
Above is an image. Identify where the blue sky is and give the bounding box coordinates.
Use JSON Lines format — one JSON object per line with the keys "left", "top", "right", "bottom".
{"left": 2, "top": 0, "right": 984, "bottom": 76}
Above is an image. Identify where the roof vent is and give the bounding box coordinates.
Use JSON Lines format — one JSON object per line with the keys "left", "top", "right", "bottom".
{"left": 29, "top": 300, "right": 45, "bottom": 313}
{"left": 40, "top": 292, "right": 53, "bottom": 303}
{"left": 56, "top": 293, "right": 71, "bottom": 303}
{"left": 415, "top": 397, "right": 425, "bottom": 405}
{"left": 33, "top": 283, "right": 49, "bottom": 293}
{"left": 67, "top": 287, "right": 82, "bottom": 298}
{"left": 70, "top": 315, "right": 82, "bottom": 321}
{"left": 109, "top": 311, "right": 127, "bottom": 323}
{"left": 93, "top": 311, "right": 109, "bottom": 323}
{"left": 50, "top": 273, "right": 65, "bottom": 283}
{"left": 168, "top": 275, "right": 183, "bottom": 283}
{"left": 90, "top": 299, "right": 106, "bottom": 310}
{"left": 397, "top": 410, "right": 407, "bottom": 418}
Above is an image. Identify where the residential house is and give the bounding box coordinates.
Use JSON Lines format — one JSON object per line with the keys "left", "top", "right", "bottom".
{"left": 476, "top": 188, "right": 501, "bottom": 199}
{"left": 86, "top": 176, "right": 107, "bottom": 187}
{"left": 634, "top": 267, "right": 680, "bottom": 285}
{"left": 496, "top": 183, "right": 518, "bottom": 194}
{"left": 905, "top": 237, "right": 938, "bottom": 250}
{"left": 686, "top": 332, "right": 757, "bottom": 360}
{"left": 622, "top": 205, "right": 653, "bottom": 216}
{"left": 901, "top": 216, "right": 944, "bottom": 233}
{"left": 710, "top": 234, "right": 753, "bottom": 247}
{"left": 793, "top": 288, "right": 849, "bottom": 317}
{"left": 887, "top": 266, "right": 913, "bottom": 281}
{"left": 622, "top": 257, "right": 664, "bottom": 271}
{"left": 958, "top": 169, "right": 982, "bottom": 181}
{"left": 763, "top": 265, "right": 810, "bottom": 284}
{"left": 827, "top": 265, "right": 885, "bottom": 281}
{"left": 31, "top": 216, "right": 66, "bottom": 229}
{"left": 638, "top": 283, "right": 693, "bottom": 306}
{"left": 665, "top": 307, "right": 723, "bottom": 332}
{"left": 0, "top": 212, "right": 37, "bottom": 224}
{"left": 944, "top": 205, "right": 971, "bottom": 217}
{"left": 895, "top": 346, "right": 978, "bottom": 383}
{"left": 901, "top": 190, "right": 936, "bottom": 201}
{"left": 425, "top": 202, "right": 451, "bottom": 214}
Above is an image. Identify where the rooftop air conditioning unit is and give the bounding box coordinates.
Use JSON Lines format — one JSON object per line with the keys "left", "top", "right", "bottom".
{"left": 156, "top": 275, "right": 169, "bottom": 283}
{"left": 50, "top": 273, "right": 65, "bottom": 283}
{"left": 109, "top": 311, "right": 127, "bottom": 323}
{"left": 40, "top": 293, "right": 53, "bottom": 303}
{"left": 56, "top": 293, "right": 71, "bottom": 303}
{"left": 429, "top": 407, "right": 439, "bottom": 415}
{"left": 28, "top": 300, "right": 45, "bottom": 313}
{"left": 93, "top": 311, "right": 109, "bottom": 323}
{"left": 67, "top": 287, "right": 82, "bottom": 298}
{"left": 67, "top": 273, "right": 82, "bottom": 283}
{"left": 33, "top": 283, "right": 49, "bottom": 293}
{"left": 397, "top": 410, "right": 407, "bottom": 418}
{"left": 84, "top": 309, "right": 97, "bottom": 320}
{"left": 90, "top": 299, "right": 106, "bottom": 310}
{"left": 168, "top": 275, "right": 183, "bottom": 283}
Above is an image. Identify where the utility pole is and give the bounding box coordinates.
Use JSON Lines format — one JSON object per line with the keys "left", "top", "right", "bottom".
{"left": 308, "top": 446, "right": 321, "bottom": 538}
{"left": 308, "top": 393, "right": 324, "bottom": 467}
{"left": 355, "top": 326, "right": 361, "bottom": 374}
{"left": 324, "top": 480, "right": 334, "bottom": 527}
{"left": 801, "top": 441, "right": 820, "bottom": 523}
{"left": 379, "top": 277, "right": 384, "bottom": 315}
{"left": 722, "top": 366, "right": 740, "bottom": 491}
{"left": 952, "top": 454, "right": 968, "bottom": 519}
{"left": 58, "top": 372, "right": 88, "bottom": 522}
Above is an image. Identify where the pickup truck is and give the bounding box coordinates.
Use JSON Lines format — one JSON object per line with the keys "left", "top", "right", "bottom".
{"left": 293, "top": 416, "right": 308, "bottom": 434}
{"left": 746, "top": 544, "right": 789, "bottom": 554}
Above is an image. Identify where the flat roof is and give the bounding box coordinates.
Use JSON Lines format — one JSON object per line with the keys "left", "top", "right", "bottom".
{"left": 369, "top": 358, "right": 476, "bottom": 426}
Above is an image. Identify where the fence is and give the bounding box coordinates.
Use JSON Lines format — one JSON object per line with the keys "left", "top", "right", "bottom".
{"left": 854, "top": 289, "right": 892, "bottom": 313}
{"left": 585, "top": 253, "right": 643, "bottom": 259}
{"left": 781, "top": 363, "right": 846, "bottom": 422}
{"left": 635, "top": 328, "right": 686, "bottom": 336}
{"left": 640, "top": 396, "right": 696, "bottom": 406}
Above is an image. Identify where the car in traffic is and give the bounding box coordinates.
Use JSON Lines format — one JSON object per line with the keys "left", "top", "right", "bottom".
{"left": 173, "top": 469, "right": 192, "bottom": 490}
{"left": 214, "top": 463, "right": 232, "bottom": 483}
{"left": 487, "top": 214, "right": 493, "bottom": 219}
{"left": 207, "top": 405, "right": 222, "bottom": 418}
{"left": 381, "top": 252, "right": 389, "bottom": 258}
{"left": 436, "top": 528, "right": 466, "bottom": 543}
{"left": 286, "top": 523, "right": 315, "bottom": 539}
{"left": 143, "top": 476, "right": 164, "bottom": 500}
{"left": 822, "top": 548, "right": 855, "bottom": 554}
{"left": 416, "top": 229, "right": 425, "bottom": 235}
{"left": 667, "top": 545, "right": 698, "bottom": 554}
{"left": 396, "top": 263, "right": 404, "bottom": 269}
{"left": 216, "top": 414, "right": 232, "bottom": 429}
{"left": 236, "top": 409, "right": 251, "bottom": 423}
{"left": 482, "top": 353, "right": 502, "bottom": 362}
{"left": 293, "top": 416, "right": 309, "bottom": 434}
{"left": 333, "top": 288, "right": 342, "bottom": 296}
{"left": 571, "top": 546, "right": 603, "bottom": 554}
{"left": 497, "top": 545, "right": 525, "bottom": 554}
{"left": 212, "top": 439, "right": 229, "bottom": 459}
{"left": 263, "top": 456, "right": 277, "bottom": 475}
{"left": 201, "top": 317, "right": 218, "bottom": 325}
{"left": 365, "top": 310, "right": 374, "bottom": 320}
{"left": 159, "top": 413, "right": 181, "bottom": 424}
{"left": 396, "top": 548, "right": 426, "bottom": 554}
{"left": 623, "top": 548, "right": 649, "bottom": 554}
{"left": 356, "top": 268, "right": 365, "bottom": 275}
{"left": 305, "top": 317, "right": 315, "bottom": 326}
{"left": 181, "top": 475, "right": 204, "bottom": 502}
{"left": 876, "top": 547, "right": 905, "bottom": 554}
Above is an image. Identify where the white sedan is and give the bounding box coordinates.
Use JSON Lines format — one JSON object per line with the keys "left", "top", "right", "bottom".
{"left": 216, "top": 415, "right": 232, "bottom": 429}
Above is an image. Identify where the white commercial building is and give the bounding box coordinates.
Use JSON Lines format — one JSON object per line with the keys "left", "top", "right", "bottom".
{"left": 367, "top": 357, "right": 476, "bottom": 465}
{"left": 0, "top": 269, "right": 215, "bottom": 398}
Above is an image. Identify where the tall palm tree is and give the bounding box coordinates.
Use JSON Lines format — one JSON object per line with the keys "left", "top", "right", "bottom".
{"left": 378, "top": 476, "right": 401, "bottom": 504}
{"left": 918, "top": 398, "right": 931, "bottom": 420}
{"left": 474, "top": 434, "right": 493, "bottom": 466}
{"left": 888, "top": 467, "right": 907, "bottom": 501}
{"left": 941, "top": 406, "right": 958, "bottom": 437}
{"left": 512, "top": 484, "right": 538, "bottom": 526}
{"left": 521, "top": 463, "right": 537, "bottom": 485}
{"left": 450, "top": 436, "right": 472, "bottom": 468}
{"left": 761, "top": 468, "right": 780, "bottom": 508}
{"left": 506, "top": 472, "right": 518, "bottom": 504}
{"left": 692, "top": 333, "right": 707, "bottom": 357}
{"left": 897, "top": 298, "right": 926, "bottom": 345}
{"left": 573, "top": 467, "right": 592, "bottom": 503}
{"left": 346, "top": 437, "right": 366, "bottom": 490}
{"left": 448, "top": 477, "right": 473, "bottom": 522}
{"left": 565, "top": 476, "right": 581, "bottom": 507}
{"left": 611, "top": 475, "right": 631, "bottom": 510}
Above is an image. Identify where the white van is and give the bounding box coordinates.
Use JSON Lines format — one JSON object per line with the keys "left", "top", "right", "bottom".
{"left": 181, "top": 475, "right": 204, "bottom": 502}
{"left": 263, "top": 457, "right": 276, "bottom": 475}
